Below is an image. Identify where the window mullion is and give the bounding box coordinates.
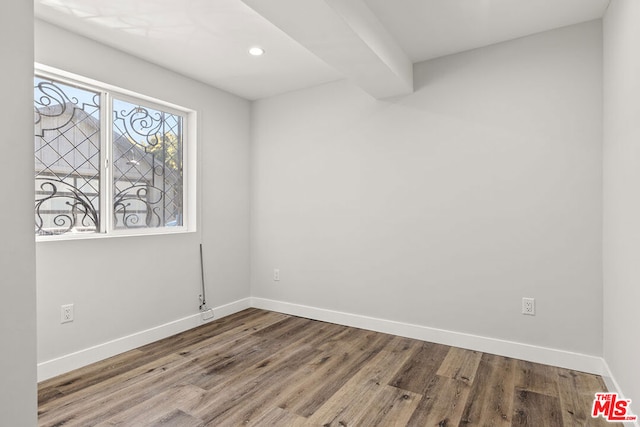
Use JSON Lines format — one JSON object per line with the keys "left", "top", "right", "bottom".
{"left": 100, "top": 91, "right": 112, "bottom": 234}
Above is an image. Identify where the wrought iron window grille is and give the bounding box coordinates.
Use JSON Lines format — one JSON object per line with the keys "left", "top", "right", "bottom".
{"left": 34, "top": 71, "right": 189, "bottom": 238}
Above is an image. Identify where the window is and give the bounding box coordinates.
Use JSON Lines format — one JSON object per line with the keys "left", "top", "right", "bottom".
{"left": 34, "top": 68, "right": 193, "bottom": 238}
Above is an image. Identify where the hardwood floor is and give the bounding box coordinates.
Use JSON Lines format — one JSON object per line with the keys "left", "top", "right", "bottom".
{"left": 38, "top": 308, "right": 617, "bottom": 426}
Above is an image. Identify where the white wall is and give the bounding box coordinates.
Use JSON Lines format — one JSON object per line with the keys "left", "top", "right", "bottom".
{"left": 603, "top": 0, "right": 640, "bottom": 403}
{"left": 251, "top": 21, "right": 603, "bottom": 356}
{"left": 35, "top": 21, "right": 251, "bottom": 370}
{"left": 0, "top": 1, "right": 37, "bottom": 425}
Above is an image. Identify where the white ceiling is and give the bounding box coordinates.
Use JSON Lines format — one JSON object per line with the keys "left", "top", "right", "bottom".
{"left": 34, "top": 0, "right": 610, "bottom": 100}
{"left": 364, "top": 0, "right": 610, "bottom": 62}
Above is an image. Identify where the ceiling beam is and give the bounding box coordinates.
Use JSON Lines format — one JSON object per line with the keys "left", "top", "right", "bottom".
{"left": 240, "top": 0, "right": 413, "bottom": 99}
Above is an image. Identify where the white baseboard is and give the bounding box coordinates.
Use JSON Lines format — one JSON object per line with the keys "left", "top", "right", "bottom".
{"left": 39, "top": 293, "right": 626, "bottom": 416}
{"left": 37, "top": 297, "right": 251, "bottom": 382}
{"left": 250, "top": 297, "right": 606, "bottom": 376}
{"left": 600, "top": 360, "right": 640, "bottom": 427}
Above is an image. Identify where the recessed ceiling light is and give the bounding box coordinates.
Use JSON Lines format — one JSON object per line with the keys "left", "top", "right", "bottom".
{"left": 248, "top": 46, "right": 265, "bottom": 56}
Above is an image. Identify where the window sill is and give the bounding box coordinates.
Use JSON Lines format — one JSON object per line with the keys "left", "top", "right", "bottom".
{"left": 35, "top": 227, "right": 195, "bottom": 243}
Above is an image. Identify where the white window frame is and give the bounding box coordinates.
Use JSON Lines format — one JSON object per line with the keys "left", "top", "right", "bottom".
{"left": 35, "top": 64, "right": 197, "bottom": 241}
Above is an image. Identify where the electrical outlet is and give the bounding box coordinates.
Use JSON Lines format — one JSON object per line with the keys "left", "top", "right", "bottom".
{"left": 522, "top": 298, "right": 535, "bottom": 316}
{"left": 61, "top": 304, "right": 74, "bottom": 323}
{"left": 273, "top": 268, "right": 280, "bottom": 281}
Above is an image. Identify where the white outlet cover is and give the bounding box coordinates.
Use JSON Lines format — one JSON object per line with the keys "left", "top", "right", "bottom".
{"left": 522, "top": 298, "right": 535, "bottom": 316}
{"left": 61, "top": 304, "right": 74, "bottom": 323}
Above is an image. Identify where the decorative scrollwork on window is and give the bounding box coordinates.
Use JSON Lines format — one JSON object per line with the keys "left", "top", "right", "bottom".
{"left": 33, "top": 74, "right": 185, "bottom": 236}
{"left": 115, "top": 106, "right": 163, "bottom": 146}
{"left": 34, "top": 77, "right": 101, "bottom": 236}
{"left": 35, "top": 178, "right": 99, "bottom": 235}
{"left": 112, "top": 99, "right": 183, "bottom": 230}
{"left": 113, "top": 184, "right": 165, "bottom": 228}
{"left": 34, "top": 80, "right": 100, "bottom": 136}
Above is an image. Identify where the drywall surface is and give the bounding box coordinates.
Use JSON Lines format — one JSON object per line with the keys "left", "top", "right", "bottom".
{"left": 251, "top": 21, "right": 603, "bottom": 356}
{"left": 603, "top": 0, "right": 640, "bottom": 403}
{"left": 35, "top": 20, "right": 251, "bottom": 365}
{"left": 0, "top": 1, "right": 37, "bottom": 424}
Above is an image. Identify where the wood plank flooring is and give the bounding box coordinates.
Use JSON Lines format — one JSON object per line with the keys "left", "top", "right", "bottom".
{"left": 38, "top": 308, "right": 617, "bottom": 426}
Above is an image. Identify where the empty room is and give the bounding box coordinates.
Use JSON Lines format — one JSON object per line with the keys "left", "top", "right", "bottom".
{"left": 1, "top": 0, "right": 638, "bottom": 425}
